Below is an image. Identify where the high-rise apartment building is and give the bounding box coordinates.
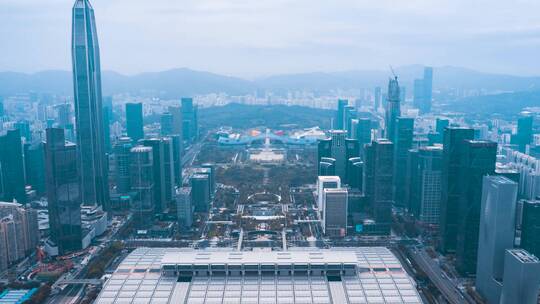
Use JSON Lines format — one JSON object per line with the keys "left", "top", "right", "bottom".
{"left": 0, "top": 202, "right": 39, "bottom": 272}
{"left": 72, "top": 0, "right": 109, "bottom": 210}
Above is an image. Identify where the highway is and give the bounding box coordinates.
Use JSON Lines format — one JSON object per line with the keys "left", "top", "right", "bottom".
{"left": 406, "top": 246, "right": 475, "bottom": 304}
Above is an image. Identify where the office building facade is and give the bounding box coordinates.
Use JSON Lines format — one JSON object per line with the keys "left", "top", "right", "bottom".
{"left": 130, "top": 146, "right": 154, "bottom": 224}
{"left": 0, "top": 129, "right": 27, "bottom": 203}
{"left": 500, "top": 249, "right": 540, "bottom": 304}
{"left": 126, "top": 103, "right": 144, "bottom": 142}
{"left": 363, "top": 139, "right": 394, "bottom": 233}
{"left": 439, "top": 127, "right": 474, "bottom": 253}
{"left": 393, "top": 117, "right": 414, "bottom": 207}
{"left": 72, "top": 0, "right": 109, "bottom": 210}
{"left": 45, "top": 128, "right": 82, "bottom": 254}
{"left": 322, "top": 188, "right": 348, "bottom": 237}
{"left": 384, "top": 77, "right": 401, "bottom": 140}
{"left": 476, "top": 176, "right": 518, "bottom": 304}
{"left": 455, "top": 140, "right": 497, "bottom": 275}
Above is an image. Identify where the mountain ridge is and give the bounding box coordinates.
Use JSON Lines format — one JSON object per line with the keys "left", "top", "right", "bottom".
{"left": 1, "top": 66, "right": 539, "bottom": 98}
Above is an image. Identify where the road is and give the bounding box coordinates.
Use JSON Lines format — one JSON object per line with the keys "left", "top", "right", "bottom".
{"left": 406, "top": 246, "right": 474, "bottom": 304}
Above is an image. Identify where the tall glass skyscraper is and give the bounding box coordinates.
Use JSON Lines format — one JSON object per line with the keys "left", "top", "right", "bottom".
{"left": 384, "top": 77, "right": 401, "bottom": 140}
{"left": 45, "top": 128, "right": 82, "bottom": 254}
{"left": 71, "top": 0, "right": 109, "bottom": 210}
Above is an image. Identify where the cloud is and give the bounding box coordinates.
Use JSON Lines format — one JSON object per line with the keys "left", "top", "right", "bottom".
{"left": 0, "top": 0, "right": 539, "bottom": 77}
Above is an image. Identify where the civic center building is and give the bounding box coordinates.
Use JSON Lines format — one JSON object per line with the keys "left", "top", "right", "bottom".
{"left": 95, "top": 247, "right": 423, "bottom": 304}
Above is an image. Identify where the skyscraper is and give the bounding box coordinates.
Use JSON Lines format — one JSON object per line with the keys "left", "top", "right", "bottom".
{"left": 521, "top": 199, "right": 540, "bottom": 258}
{"left": 434, "top": 118, "right": 449, "bottom": 144}
{"left": 126, "top": 103, "right": 144, "bottom": 142}
{"left": 439, "top": 127, "right": 474, "bottom": 253}
{"left": 363, "top": 139, "right": 394, "bottom": 233}
{"left": 356, "top": 118, "right": 372, "bottom": 150}
{"left": 500, "top": 249, "right": 540, "bottom": 304}
{"left": 0, "top": 129, "right": 26, "bottom": 203}
{"left": 344, "top": 105, "right": 356, "bottom": 136}
{"left": 316, "top": 176, "right": 341, "bottom": 211}
{"left": 160, "top": 112, "right": 174, "bottom": 136}
{"left": 373, "top": 87, "right": 381, "bottom": 110}
{"left": 455, "top": 140, "right": 497, "bottom": 275}
{"left": 191, "top": 174, "right": 210, "bottom": 212}
{"left": 384, "top": 77, "right": 400, "bottom": 140}
{"left": 346, "top": 158, "right": 363, "bottom": 191}
{"left": 317, "top": 130, "right": 359, "bottom": 182}
{"left": 181, "top": 98, "right": 198, "bottom": 142}
{"left": 322, "top": 188, "right": 348, "bottom": 237}
{"left": 113, "top": 137, "right": 133, "bottom": 194}
{"left": 176, "top": 187, "right": 192, "bottom": 231}
{"left": 168, "top": 105, "right": 183, "bottom": 137}
{"left": 162, "top": 137, "right": 175, "bottom": 204}
{"left": 72, "top": 0, "right": 109, "bottom": 210}
{"left": 130, "top": 146, "right": 154, "bottom": 226}
{"left": 24, "top": 142, "right": 46, "bottom": 196}
{"left": 142, "top": 138, "right": 167, "bottom": 214}
{"left": 515, "top": 112, "right": 533, "bottom": 153}
{"left": 335, "top": 99, "right": 348, "bottom": 130}
{"left": 413, "top": 67, "right": 433, "bottom": 114}
{"left": 45, "top": 128, "right": 82, "bottom": 254}
{"left": 393, "top": 117, "right": 414, "bottom": 207}
{"left": 476, "top": 176, "right": 518, "bottom": 304}
{"left": 171, "top": 135, "right": 183, "bottom": 187}
{"left": 423, "top": 66, "right": 433, "bottom": 113}
{"left": 102, "top": 103, "right": 111, "bottom": 152}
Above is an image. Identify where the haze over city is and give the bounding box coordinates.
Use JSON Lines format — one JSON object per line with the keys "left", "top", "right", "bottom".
{"left": 2, "top": 0, "right": 540, "bottom": 76}
{"left": 0, "top": 1, "right": 539, "bottom": 304}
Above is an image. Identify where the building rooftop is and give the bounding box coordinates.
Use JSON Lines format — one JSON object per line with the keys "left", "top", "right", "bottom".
{"left": 508, "top": 249, "right": 540, "bottom": 263}
{"left": 95, "top": 247, "right": 423, "bottom": 304}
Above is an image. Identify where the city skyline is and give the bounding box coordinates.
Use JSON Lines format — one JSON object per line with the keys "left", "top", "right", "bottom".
{"left": 2, "top": 1, "right": 540, "bottom": 77}
{"left": 0, "top": 0, "right": 539, "bottom": 303}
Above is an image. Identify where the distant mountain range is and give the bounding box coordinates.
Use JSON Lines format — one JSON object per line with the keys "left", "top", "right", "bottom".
{"left": 443, "top": 90, "right": 540, "bottom": 117}
{"left": 1, "top": 65, "right": 540, "bottom": 98}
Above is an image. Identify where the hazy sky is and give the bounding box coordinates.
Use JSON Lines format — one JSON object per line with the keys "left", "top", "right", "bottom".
{"left": 1, "top": 0, "right": 539, "bottom": 78}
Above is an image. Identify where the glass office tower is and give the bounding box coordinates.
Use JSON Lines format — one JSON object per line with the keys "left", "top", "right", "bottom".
{"left": 72, "top": 0, "right": 109, "bottom": 210}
